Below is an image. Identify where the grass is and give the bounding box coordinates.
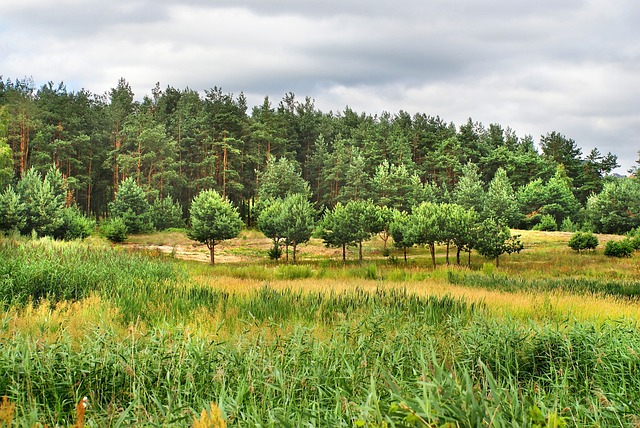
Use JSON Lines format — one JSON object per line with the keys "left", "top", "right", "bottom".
{"left": 1, "top": 230, "right": 640, "bottom": 426}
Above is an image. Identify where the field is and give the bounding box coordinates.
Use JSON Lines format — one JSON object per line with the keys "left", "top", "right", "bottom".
{"left": 1, "top": 230, "right": 640, "bottom": 427}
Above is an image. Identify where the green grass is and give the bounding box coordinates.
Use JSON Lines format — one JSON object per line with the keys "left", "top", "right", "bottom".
{"left": 1, "top": 235, "right": 640, "bottom": 426}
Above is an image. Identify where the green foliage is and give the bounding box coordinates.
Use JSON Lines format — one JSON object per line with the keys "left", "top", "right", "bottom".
{"left": 586, "top": 178, "right": 640, "bottom": 234}
{"left": 626, "top": 228, "right": 640, "bottom": 250}
{"left": 109, "top": 177, "right": 153, "bottom": 234}
{"left": 257, "top": 156, "right": 310, "bottom": 200}
{"left": 560, "top": 217, "right": 578, "bottom": 232}
{"left": 280, "top": 193, "right": 316, "bottom": 262}
{"left": 188, "top": 189, "right": 243, "bottom": 264}
{"left": 149, "top": 197, "right": 185, "bottom": 231}
{"left": 101, "top": 217, "right": 128, "bottom": 243}
{"left": 371, "top": 160, "right": 417, "bottom": 211}
{"left": 567, "top": 232, "right": 598, "bottom": 252}
{"left": 52, "top": 206, "right": 95, "bottom": 240}
{"left": 389, "top": 210, "right": 414, "bottom": 262}
{"left": 453, "top": 162, "right": 485, "bottom": 214}
{"left": 267, "top": 241, "right": 283, "bottom": 260}
{"left": 604, "top": 239, "right": 634, "bottom": 258}
{"left": 0, "top": 186, "right": 26, "bottom": 234}
{"left": 533, "top": 214, "right": 558, "bottom": 231}
{"left": 320, "top": 203, "right": 357, "bottom": 261}
{"left": 474, "top": 218, "right": 523, "bottom": 266}
{"left": 257, "top": 198, "right": 286, "bottom": 246}
{"left": 0, "top": 137, "right": 12, "bottom": 190}
{"left": 257, "top": 194, "right": 316, "bottom": 262}
{"left": 483, "top": 167, "right": 521, "bottom": 227}
{"left": 15, "top": 167, "right": 65, "bottom": 237}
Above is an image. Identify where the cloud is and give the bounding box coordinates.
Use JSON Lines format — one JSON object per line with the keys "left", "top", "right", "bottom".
{"left": 0, "top": 0, "right": 638, "bottom": 171}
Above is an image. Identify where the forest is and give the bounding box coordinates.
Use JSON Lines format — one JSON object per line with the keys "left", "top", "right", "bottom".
{"left": 1, "top": 76, "right": 638, "bottom": 242}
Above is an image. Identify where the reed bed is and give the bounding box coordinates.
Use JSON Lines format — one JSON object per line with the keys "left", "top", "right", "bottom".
{"left": 2, "top": 237, "right": 640, "bottom": 426}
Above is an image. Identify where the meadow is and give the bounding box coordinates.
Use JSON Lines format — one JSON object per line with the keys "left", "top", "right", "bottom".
{"left": 1, "top": 230, "right": 640, "bottom": 427}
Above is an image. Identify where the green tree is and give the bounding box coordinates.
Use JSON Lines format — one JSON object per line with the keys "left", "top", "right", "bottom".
{"left": 109, "top": 177, "right": 152, "bottom": 234}
{"left": 281, "top": 193, "right": 316, "bottom": 263}
{"left": 188, "top": 189, "right": 243, "bottom": 264}
{"left": 320, "top": 202, "right": 360, "bottom": 262}
{"left": 539, "top": 165, "right": 580, "bottom": 226}
{"left": 586, "top": 178, "right": 640, "bottom": 234}
{"left": 371, "top": 161, "right": 416, "bottom": 212}
{"left": 389, "top": 210, "right": 415, "bottom": 263}
{"left": 345, "top": 200, "right": 382, "bottom": 262}
{"left": 447, "top": 205, "right": 478, "bottom": 266}
{"left": 16, "top": 167, "right": 64, "bottom": 236}
{"left": 0, "top": 138, "right": 12, "bottom": 190}
{"left": 53, "top": 206, "right": 95, "bottom": 240}
{"left": 257, "top": 198, "right": 286, "bottom": 260}
{"left": 409, "top": 202, "right": 441, "bottom": 268}
{"left": 474, "top": 218, "right": 523, "bottom": 267}
{"left": 539, "top": 131, "right": 583, "bottom": 186}
{"left": 453, "top": 162, "right": 485, "bottom": 214}
{"left": 257, "top": 157, "right": 310, "bottom": 200}
{"left": 338, "top": 149, "right": 371, "bottom": 203}
{"left": 483, "top": 168, "right": 520, "bottom": 227}
{"left": 150, "top": 197, "right": 185, "bottom": 231}
{"left": 0, "top": 186, "right": 26, "bottom": 234}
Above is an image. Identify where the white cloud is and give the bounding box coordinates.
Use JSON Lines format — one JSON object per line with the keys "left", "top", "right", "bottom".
{"left": 0, "top": 0, "right": 638, "bottom": 172}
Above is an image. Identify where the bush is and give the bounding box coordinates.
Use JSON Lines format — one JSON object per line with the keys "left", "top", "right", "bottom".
{"left": 53, "top": 207, "right": 95, "bottom": 240}
{"left": 560, "top": 218, "right": 578, "bottom": 232}
{"left": 626, "top": 227, "right": 640, "bottom": 250}
{"left": 604, "top": 239, "right": 634, "bottom": 258}
{"left": 267, "top": 242, "right": 282, "bottom": 260}
{"left": 109, "top": 177, "right": 152, "bottom": 234}
{"left": 567, "top": 232, "right": 598, "bottom": 252}
{"left": 533, "top": 214, "right": 557, "bottom": 231}
{"left": 150, "top": 197, "right": 185, "bottom": 231}
{"left": 102, "top": 217, "right": 128, "bottom": 243}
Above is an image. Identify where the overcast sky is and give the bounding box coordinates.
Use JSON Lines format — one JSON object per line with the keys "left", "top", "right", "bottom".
{"left": 1, "top": 0, "right": 638, "bottom": 172}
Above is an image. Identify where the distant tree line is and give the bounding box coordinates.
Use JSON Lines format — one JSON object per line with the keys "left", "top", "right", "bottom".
{"left": 1, "top": 76, "right": 640, "bottom": 248}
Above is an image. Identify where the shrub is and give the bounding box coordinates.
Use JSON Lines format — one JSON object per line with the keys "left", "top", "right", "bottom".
{"left": 626, "top": 227, "right": 640, "bottom": 250}
{"left": 567, "top": 232, "right": 598, "bottom": 253}
{"left": 604, "top": 239, "right": 634, "bottom": 258}
{"left": 150, "top": 197, "right": 185, "bottom": 231}
{"left": 560, "top": 218, "right": 578, "bottom": 232}
{"left": 109, "top": 177, "right": 152, "bottom": 234}
{"left": 267, "top": 242, "right": 282, "bottom": 260}
{"left": 53, "top": 207, "right": 95, "bottom": 240}
{"left": 102, "top": 217, "right": 128, "bottom": 243}
{"left": 533, "top": 214, "right": 558, "bottom": 231}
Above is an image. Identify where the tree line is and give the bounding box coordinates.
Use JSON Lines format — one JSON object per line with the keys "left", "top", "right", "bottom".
{"left": 1, "top": 76, "right": 640, "bottom": 245}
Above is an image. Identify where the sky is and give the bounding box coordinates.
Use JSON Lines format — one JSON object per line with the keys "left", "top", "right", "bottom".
{"left": 1, "top": 0, "right": 638, "bottom": 173}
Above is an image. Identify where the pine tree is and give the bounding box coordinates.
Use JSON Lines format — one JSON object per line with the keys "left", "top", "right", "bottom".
{"left": 188, "top": 189, "right": 243, "bottom": 264}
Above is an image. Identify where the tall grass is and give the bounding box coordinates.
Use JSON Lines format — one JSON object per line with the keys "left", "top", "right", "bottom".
{"left": 448, "top": 270, "right": 640, "bottom": 299}
{"left": 2, "top": 237, "right": 640, "bottom": 426}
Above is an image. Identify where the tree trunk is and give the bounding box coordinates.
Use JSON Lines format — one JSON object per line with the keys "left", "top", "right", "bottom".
{"left": 359, "top": 241, "right": 363, "bottom": 262}
{"left": 495, "top": 256, "right": 499, "bottom": 268}
{"left": 292, "top": 242, "right": 297, "bottom": 264}
{"left": 208, "top": 242, "right": 216, "bottom": 265}
{"left": 430, "top": 243, "right": 436, "bottom": 268}
{"left": 403, "top": 247, "right": 407, "bottom": 263}
{"left": 468, "top": 249, "right": 471, "bottom": 267}
{"left": 456, "top": 247, "right": 461, "bottom": 265}
{"left": 342, "top": 243, "right": 346, "bottom": 263}
{"left": 446, "top": 241, "right": 450, "bottom": 265}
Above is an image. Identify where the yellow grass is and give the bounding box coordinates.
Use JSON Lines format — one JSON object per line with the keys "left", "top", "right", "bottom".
{"left": 191, "top": 270, "right": 640, "bottom": 323}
